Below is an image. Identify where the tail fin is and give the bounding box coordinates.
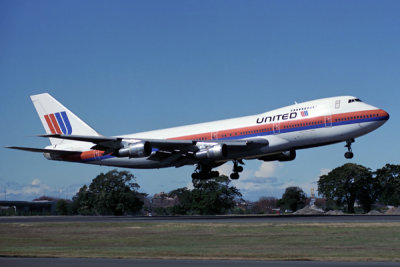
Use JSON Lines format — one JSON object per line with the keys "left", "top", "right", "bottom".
{"left": 31, "top": 93, "right": 100, "bottom": 146}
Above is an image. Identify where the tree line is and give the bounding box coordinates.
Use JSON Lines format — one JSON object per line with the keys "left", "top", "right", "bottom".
{"left": 53, "top": 163, "right": 399, "bottom": 216}
{"left": 318, "top": 163, "right": 400, "bottom": 213}
{"left": 57, "top": 170, "right": 242, "bottom": 215}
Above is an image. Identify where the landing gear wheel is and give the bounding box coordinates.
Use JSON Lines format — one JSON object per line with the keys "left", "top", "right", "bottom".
{"left": 234, "top": 166, "right": 243, "bottom": 173}
{"left": 230, "top": 159, "right": 244, "bottom": 180}
{"left": 232, "top": 160, "right": 244, "bottom": 173}
{"left": 230, "top": 172, "right": 239, "bottom": 180}
{"left": 344, "top": 152, "right": 354, "bottom": 159}
{"left": 344, "top": 139, "right": 355, "bottom": 159}
{"left": 191, "top": 169, "right": 219, "bottom": 180}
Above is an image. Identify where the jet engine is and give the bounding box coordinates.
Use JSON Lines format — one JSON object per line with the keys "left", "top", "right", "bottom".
{"left": 195, "top": 144, "right": 228, "bottom": 160}
{"left": 258, "top": 150, "right": 296, "bottom": 162}
{"left": 117, "top": 142, "right": 152, "bottom": 158}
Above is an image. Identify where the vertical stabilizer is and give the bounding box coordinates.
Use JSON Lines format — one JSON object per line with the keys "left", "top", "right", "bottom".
{"left": 31, "top": 93, "right": 100, "bottom": 146}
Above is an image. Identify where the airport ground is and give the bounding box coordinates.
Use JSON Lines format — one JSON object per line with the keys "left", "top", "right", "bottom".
{"left": 2, "top": 257, "right": 400, "bottom": 267}
{"left": 1, "top": 215, "right": 400, "bottom": 266}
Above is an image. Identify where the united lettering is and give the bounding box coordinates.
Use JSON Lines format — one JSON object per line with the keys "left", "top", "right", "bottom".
{"left": 256, "top": 112, "right": 297, "bottom": 124}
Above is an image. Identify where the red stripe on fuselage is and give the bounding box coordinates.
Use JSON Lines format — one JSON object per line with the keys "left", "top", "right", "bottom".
{"left": 169, "top": 109, "right": 388, "bottom": 141}
{"left": 60, "top": 150, "right": 106, "bottom": 162}
{"left": 61, "top": 109, "right": 388, "bottom": 163}
{"left": 80, "top": 150, "right": 104, "bottom": 160}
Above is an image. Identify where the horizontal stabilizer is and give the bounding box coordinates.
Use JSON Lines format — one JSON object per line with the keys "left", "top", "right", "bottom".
{"left": 6, "top": 146, "right": 82, "bottom": 154}
{"left": 39, "top": 134, "right": 118, "bottom": 143}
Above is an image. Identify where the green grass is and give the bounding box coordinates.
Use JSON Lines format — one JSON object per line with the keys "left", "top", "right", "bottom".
{"left": 1, "top": 222, "right": 400, "bottom": 261}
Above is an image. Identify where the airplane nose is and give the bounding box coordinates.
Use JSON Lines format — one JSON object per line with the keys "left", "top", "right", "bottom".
{"left": 382, "top": 110, "right": 390, "bottom": 120}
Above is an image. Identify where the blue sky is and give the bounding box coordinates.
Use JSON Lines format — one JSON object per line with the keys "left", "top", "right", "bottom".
{"left": 1, "top": 0, "right": 399, "bottom": 201}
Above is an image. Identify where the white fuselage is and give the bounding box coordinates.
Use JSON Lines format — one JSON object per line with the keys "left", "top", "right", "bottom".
{"left": 61, "top": 96, "right": 388, "bottom": 169}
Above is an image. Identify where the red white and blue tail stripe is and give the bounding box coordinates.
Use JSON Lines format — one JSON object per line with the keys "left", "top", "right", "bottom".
{"left": 30, "top": 93, "right": 100, "bottom": 146}
{"left": 44, "top": 111, "right": 72, "bottom": 135}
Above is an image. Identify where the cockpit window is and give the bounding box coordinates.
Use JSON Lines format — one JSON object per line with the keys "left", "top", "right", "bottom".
{"left": 348, "top": 98, "right": 362, "bottom": 103}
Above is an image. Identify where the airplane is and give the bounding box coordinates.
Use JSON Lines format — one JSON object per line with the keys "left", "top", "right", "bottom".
{"left": 7, "top": 93, "right": 389, "bottom": 180}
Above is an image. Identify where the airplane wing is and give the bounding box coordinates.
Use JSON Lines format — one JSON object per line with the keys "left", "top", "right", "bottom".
{"left": 39, "top": 134, "right": 269, "bottom": 151}
{"left": 38, "top": 134, "right": 269, "bottom": 161}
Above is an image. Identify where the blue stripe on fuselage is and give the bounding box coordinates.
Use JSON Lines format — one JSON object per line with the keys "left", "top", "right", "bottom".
{"left": 78, "top": 114, "right": 388, "bottom": 161}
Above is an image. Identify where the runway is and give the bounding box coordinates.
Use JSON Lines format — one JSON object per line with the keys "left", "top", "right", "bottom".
{"left": 1, "top": 214, "right": 400, "bottom": 224}
{"left": 1, "top": 215, "right": 399, "bottom": 266}
{"left": 1, "top": 257, "right": 399, "bottom": 267}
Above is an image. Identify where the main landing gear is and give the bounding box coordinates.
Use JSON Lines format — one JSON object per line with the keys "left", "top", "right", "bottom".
{"left": 230, "top": 159, "right": 244, "bottom": 180}
{"left": 344, "top": 139, "right": 354, "bottom": 159}
{"left": 191, "top": 165, "right": 220, "bottom": 180}
{"left": 191, "top": 160, "right": 245, "bottom": 181}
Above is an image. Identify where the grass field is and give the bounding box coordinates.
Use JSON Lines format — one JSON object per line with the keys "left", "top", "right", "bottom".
{"left": 1, "top": 221, "right": 400, "bottom": 261}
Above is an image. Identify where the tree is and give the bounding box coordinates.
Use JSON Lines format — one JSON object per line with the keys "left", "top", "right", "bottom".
{"left": 191, "top": 175, "right": 242, "bottom": 215}
{"left": 278, "top": 186, "right": 306, "bottom": 212}
{"left": 318, "top": 163, "right": 375, "bottom": 213}
{"left": 72, "top": 169, "right": 143, "bottom": 215}
{"left": 72, "top": 185, "right": 92, "bottom": 215}
{"left": 56, "top": 199, "right": 71, "bottom": 215}
{"left": 251, "top": 197, "right": 278, "bottom": 214}
{"left": 375, "top": 164, "right": 400, "bottom": 206}
{"left": 168, "top": 187, "right": 193, "bottom": 215}
{"left": 169, "top": 175, "right": 242, "bottom": 215}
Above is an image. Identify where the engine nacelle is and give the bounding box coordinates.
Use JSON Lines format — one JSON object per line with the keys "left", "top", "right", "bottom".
{"left": 195, "top": 144, "right": 228, "bottom": 160}
{"left": 117, "top": 142, "right": 152, "bottom": 158}
{"left": 259, "top": 150, "right": 296, "bottom": 162}
{"left": 43, "top": 152, "right": 61, "bottom": 160}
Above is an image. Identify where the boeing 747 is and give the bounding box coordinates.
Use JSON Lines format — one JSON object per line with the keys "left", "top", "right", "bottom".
{"left": 8, "top": 93, "right": 389, "bottom": 180}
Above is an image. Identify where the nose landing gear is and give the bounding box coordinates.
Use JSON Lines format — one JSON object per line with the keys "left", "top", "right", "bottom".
{"left": 344, "top": 139, "right": 354, "bottom": 159}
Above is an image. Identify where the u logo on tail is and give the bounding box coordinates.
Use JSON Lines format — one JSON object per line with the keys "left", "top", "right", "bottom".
{"left": 44, "top": 111, "right": 72, "bottom": 135}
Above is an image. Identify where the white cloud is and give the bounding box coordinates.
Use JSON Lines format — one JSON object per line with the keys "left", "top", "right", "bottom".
{"left": 221, "top": 161, "right": 284, "bottom": 199}
{"left": 214, "top": 162, "right": 331, "bottom": 200}
{"left": 217, "top": 161, "right": 279, "bottom": 180}
{"left": 186, "top": 181, "right": 194, "bottom": 190}
{"left": 277, "top": 167, "right": 331, "bottom": 197}
{"left": 31, "top": 178, "right": 41, "bottom": 186}
{"left": 3, "top": 179, "right": 84, "bottom": 201}
{"left": 7, "top": 181, "right": 52, "bottom": 197}
{"left": 216, "top": 162, "right": 233, "bottom": 177}
{"left": 319, "top": 168, "right": 331, "bottom": 177}
{"left": 254, "top": 162, "right": 277, "bottom": 178}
